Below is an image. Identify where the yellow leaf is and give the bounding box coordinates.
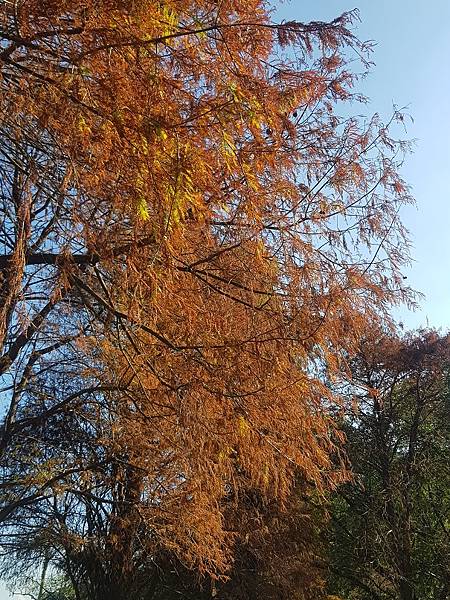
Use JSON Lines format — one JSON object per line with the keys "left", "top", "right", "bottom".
{"left": 237, "top": 415, "right": 250, "bottom": 436}
{"left": 138, "top": 196, "right": 149, "bottom": 221}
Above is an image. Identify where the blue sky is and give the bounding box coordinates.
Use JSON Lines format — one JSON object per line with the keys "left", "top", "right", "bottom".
{"left": 1, "top": 1, "right": 449, "bottom": 597}
{"left": 276, "top": 0, "right": 450, "bottom": 331}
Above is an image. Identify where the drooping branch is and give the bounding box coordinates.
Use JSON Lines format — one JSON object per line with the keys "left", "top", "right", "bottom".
{"left": 71, "top": 275, "right": 180, "bottom": 351}
{"left": 0, "top": 298, "right": 60, "bottom": 375}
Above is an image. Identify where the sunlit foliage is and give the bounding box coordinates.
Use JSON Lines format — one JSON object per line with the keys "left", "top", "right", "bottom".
{"left": 0, "top": 1, "right": 414, "bottom": 593}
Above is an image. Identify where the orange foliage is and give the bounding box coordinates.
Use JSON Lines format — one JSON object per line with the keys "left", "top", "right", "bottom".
{"left": 0, "top": 0, "right": 414, "bottom": 579}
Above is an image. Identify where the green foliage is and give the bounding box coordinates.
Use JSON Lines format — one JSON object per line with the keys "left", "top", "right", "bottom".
{"left": 40, "top": 576, "right": 77, "bottom": 600}
{"left": 327, "top": 331, "right": 450, "bottom": 600}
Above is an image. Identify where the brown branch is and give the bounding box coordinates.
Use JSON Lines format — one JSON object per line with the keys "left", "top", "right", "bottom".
{"left": 0, "top": 299, "right": 59, "bottom": 376}
{"left": 0, "top": 234, "right": 156, "bottom": 269}
{"left": 77, "top": 16, "right": 357, "bottom": 59}
{"left": 0, "top": 252, "right": 97, "bottom": 269}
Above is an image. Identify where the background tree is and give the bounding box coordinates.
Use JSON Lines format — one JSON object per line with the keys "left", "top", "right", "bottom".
{"left": 327, "top": 330, "right": 450, "bottom": 600}
{"left": 1, "top": 1, "right": 414, "bottom": 596}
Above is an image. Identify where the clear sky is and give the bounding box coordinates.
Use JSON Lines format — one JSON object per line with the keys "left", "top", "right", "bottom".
{"left": 276, "top": 0, "right": 450, "bottom": 331}
{"left": 1, "top": 1, "right": 449, "bottom": 597}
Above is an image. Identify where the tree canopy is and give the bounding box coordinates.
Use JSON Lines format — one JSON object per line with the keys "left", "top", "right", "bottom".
{"left": 0, "top": 1, "right": 416, "bottom": 597}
